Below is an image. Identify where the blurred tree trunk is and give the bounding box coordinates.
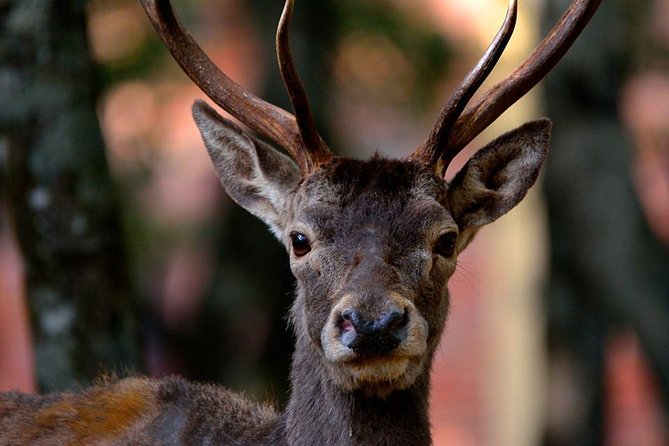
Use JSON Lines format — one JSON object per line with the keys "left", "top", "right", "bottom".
{"left": 0, "top": 0, "right": 140, "bottom": 392}
{"left": 542, "top": 0, "right": 669, "bottom": 444}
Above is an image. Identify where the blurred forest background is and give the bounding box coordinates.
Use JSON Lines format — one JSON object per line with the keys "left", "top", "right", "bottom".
{"left": 0, "top": 0, "right": 668, "bottom": 445}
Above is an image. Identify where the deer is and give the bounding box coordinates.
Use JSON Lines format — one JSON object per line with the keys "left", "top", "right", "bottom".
{"left": 0, "top": 0, "right": 602, "bottom": 444}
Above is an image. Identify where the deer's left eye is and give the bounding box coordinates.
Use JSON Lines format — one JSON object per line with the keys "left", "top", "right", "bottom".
{"left": 433, "top": 232, "right": 457, "bottom": 258}
{"left": 290, "top": 232, "right": 312, "bottom": 257}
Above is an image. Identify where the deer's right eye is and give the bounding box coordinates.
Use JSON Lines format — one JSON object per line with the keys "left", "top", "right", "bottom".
{"left": 290, "top": 232, "right": 312, "bottom": 257}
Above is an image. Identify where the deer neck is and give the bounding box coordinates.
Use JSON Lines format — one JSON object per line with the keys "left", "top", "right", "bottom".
{"left": 281, "top": 335, "right": 433, "bottom": 445}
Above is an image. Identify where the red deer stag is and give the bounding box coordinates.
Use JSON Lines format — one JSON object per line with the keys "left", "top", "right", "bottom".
{"left": 0, "top": 0, "right": 602, "bottom": 444}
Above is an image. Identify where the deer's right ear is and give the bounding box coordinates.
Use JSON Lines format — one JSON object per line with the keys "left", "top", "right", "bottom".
{"left": 192, "top": 100, "right": 301, "bottom": 236}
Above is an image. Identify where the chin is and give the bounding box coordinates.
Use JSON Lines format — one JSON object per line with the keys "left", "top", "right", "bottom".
{"left": 326, "top": 354, "right": 427, "bottom": 399}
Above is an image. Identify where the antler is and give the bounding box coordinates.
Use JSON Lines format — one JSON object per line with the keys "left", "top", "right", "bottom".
{"left": 140, "top": 0, "right": 333, "bottom": 176}
{"left": 411, "top": 0, "right": 518, "bottom": 174}
{"left": 412, "top": 0, "right": 602, "bottom": 177}
{"left": 277, "top": 0, "right": 332, "bottom": 170}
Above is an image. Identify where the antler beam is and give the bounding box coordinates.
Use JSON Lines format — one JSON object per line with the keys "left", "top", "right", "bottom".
{"left": 140, "top": 0, "right": 332, "bottom": 175}
{"left": 411, "top": 0, "right": 518, "bottom": 175}
{"left": 277, "top": 0, "right": 333, "bottom": 171}
{"left": 415, "top": 0, "right": 603, "bottom": 176}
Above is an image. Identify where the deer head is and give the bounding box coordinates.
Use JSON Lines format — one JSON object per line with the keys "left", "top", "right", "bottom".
{"left": 141, "top": 0, "right": 601, "bottom": 401}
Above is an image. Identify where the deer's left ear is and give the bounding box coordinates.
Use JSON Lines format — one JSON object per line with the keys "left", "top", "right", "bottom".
{"left": 448, "top": 119, "right": 551, "bottom": 247}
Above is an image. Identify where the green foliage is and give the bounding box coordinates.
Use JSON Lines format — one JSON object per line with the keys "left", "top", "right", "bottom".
{"left": 336, "top": 0, "right": 452, "bottom": 108}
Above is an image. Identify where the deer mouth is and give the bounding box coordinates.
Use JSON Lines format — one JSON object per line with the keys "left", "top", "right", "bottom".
{"left": 344, "top": 355, "right": 412, "bottom": 381}
{"left": 323, "top": 352, "right": 427, "bottom": 398}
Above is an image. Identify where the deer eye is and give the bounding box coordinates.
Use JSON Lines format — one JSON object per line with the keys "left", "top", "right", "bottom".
{"left": 290, "top": 232, "right": 312, "bottom": 257}
{"left": 433, "top": 232, "right": 457, "bottom": 258}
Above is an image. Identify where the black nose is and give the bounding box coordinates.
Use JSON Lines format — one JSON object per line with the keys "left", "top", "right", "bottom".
{"left": 339, "top": 308, "right": 408, "bottom": 356}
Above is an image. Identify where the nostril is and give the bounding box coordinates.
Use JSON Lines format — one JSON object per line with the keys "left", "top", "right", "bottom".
{"left": 376, "top": 309, "right": 408, "bottom": 345}
{"left": 391, "top": 310, "right": 409, "bottom": 344}
{"left": 379, "top": 310, "right": 407, "bottom": 332}
{"left": 338, "top": 310, "right": 358, "bottom": 348}
{"left": 341, "top": 308, "right": 355, "bottom": 322}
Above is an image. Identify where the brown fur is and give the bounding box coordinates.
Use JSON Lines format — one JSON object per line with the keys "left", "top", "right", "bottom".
{"left": 0, "top": 379, "right": 156, "bottom": 445}
{"left": 0, "top": 377, "right": 280, "bottom": 445}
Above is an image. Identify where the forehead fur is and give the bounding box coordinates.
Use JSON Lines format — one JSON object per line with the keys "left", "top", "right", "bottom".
{"left": 291, "top": 157, "right": 451, "bottom": 244}
{"left": 301, "top": 156, "right": 446, "bottom": 207}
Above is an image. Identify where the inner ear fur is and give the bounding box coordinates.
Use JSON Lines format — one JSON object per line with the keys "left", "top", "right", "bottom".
{"left": 448, "top": 119, "right": 551, "bottom": 231}
{"left": 192, "top": 100, "right": 302, "bottom": 236}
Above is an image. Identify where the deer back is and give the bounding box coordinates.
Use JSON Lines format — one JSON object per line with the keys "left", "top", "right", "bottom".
{"left": 0, "top": 377, "right": 280, "bottom": 445}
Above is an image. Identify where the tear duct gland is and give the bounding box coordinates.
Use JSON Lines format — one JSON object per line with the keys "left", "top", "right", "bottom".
{"left": 0, "top": 0, "right": 602, "bottom": 444}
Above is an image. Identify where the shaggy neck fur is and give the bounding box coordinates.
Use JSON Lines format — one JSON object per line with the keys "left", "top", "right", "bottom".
{"left": 279, "top": 335, "right": 433, "bottom": 446}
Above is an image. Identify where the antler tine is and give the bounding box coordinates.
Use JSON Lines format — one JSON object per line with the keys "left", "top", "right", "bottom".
{"left": 443, "top": 0, "right": 603, "bottom": 168}
{"left": 411, "top": 0, "right": 518, "bottom": 176}
{"left": 277, "top": 0, "right": 334, "bottom": 172}
{"left": 140, "top": 0, "right": 321, "bottom": 175}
